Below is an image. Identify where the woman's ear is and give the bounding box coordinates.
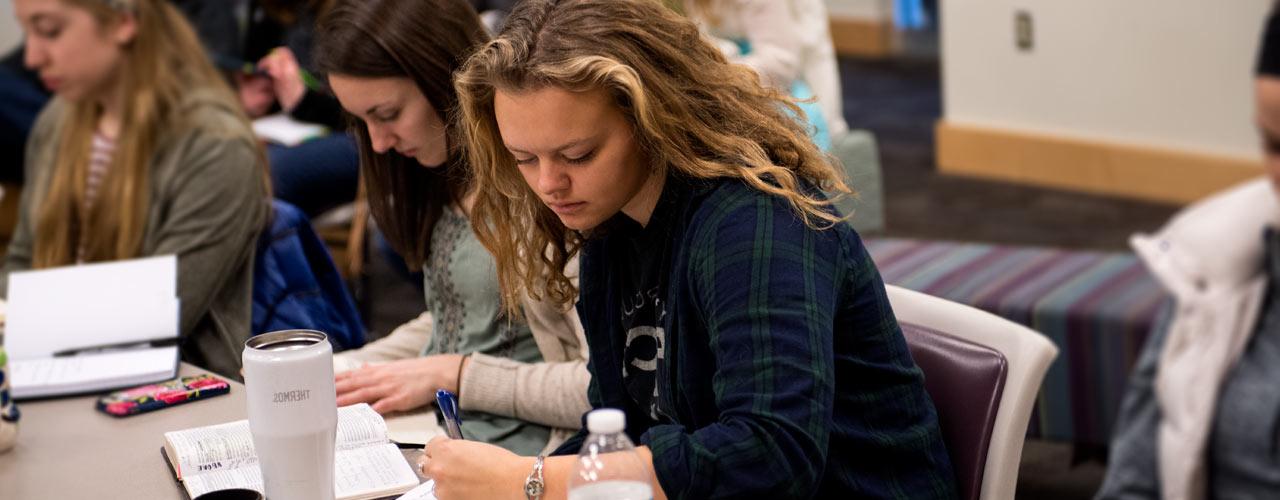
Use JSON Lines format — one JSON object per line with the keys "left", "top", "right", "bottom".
{"left": 111, "top": 12, "right": 138, "bottom": 46}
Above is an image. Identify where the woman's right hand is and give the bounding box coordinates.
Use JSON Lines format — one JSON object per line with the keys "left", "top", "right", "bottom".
{"left": 234, "top": 72, "right": 276, "bottom": 118}
{"left": 334, "top": 354, "right": 466, "bottom": 413}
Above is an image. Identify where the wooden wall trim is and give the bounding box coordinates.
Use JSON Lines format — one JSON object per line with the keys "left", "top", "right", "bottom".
{"left": 829, "top": 16, "right": 894, "bottom": 58}
{"left": 935, "top": 120, "right": 1264, "bottom": 204}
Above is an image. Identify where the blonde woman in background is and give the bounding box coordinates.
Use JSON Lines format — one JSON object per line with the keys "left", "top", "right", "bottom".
{"left": 7, "top": 0, "right": 270, "bottom": 378}
{"left": 681, "top": 0, "right": 848, "bottom": 149}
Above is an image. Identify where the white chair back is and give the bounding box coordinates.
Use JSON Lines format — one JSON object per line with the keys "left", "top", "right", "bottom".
{"left": 886, "top": 284, "right": 1059, "bottom": 500}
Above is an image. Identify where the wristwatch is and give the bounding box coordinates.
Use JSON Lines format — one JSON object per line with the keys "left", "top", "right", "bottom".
{"left": 524, "top": 455, "right": 546, "bottom": 499}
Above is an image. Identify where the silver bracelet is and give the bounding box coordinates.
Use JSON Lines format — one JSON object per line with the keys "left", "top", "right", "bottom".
{"left": 524, "top": 455, "right": 546, "bottom": 500}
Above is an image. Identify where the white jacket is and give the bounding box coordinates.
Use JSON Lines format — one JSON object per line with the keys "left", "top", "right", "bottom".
{"left": 687, "top": 0, "right": 849, "bottom": 137}
{"left": 1130, "top": 178, "right": 1280, "bottom": 500}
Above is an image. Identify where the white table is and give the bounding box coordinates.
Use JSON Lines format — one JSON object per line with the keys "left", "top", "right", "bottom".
{"left": 0, "top": 363, "right": 425, "bottom": 499}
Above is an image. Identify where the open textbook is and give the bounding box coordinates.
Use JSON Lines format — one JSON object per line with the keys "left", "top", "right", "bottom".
{"left": 5, "top": 255, "right": 180, "bottom": 399}
{"left": 333, "top": 356, "right": 445, "bottom": 446}
{"left": 162, "top": 403, "right": 420, "bottom": 500}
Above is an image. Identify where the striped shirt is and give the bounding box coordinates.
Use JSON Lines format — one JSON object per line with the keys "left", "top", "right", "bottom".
{"left": 78, "top": 132, "right": 116, "bottom": 262}
{"left": 556, "top": 177, "right": 958, "bottom": 499}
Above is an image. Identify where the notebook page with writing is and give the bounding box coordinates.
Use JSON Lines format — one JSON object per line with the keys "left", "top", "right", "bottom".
{"left": 8, "top": 346, "right": 178, "bottom": 399}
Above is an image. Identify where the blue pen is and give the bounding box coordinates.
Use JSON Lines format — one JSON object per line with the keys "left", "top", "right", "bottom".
{"left": 436, "top": 389, "right": 464, "bottom": 439}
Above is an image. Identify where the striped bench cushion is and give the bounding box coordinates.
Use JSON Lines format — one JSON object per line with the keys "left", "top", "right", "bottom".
{"left": 866, "top": 237, "right": 1171, "bottom": 446}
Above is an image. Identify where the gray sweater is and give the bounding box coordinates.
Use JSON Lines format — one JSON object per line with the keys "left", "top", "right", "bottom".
{"left": 2, "top": 92, "right": 268, "bottom": 379}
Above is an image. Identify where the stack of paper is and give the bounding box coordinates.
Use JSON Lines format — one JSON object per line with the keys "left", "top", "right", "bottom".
{"left": 4, "top": 255, "right": 181, "bottom": 399}
{"left": 252, "top": 114, "right": 328, "bottom": 147}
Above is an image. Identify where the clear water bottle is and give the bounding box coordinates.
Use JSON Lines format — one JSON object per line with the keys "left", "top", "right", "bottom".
{"left": 567, "top": 409, "right": 654, "bottom": 500}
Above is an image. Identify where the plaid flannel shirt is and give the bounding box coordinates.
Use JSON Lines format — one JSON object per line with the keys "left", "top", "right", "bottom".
{"left": 556, "top": 178, "right": 957, "bottom": 499}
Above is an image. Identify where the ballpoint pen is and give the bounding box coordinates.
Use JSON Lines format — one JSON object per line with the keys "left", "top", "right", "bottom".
{"left": 52, "top": 337, "right": 178, "bottom": 357}
{"left": 435, "top": 389, "right": 464, "bottom": 440}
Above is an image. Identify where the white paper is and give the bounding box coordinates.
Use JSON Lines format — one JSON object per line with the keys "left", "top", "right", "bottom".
{"left": 384, "top": 410, "right": 444, "bottom": 446}
{"left": 8, "top": 346, "right": 178, "bottom": 399}
{"left": 252, "top": 114, "right": 327, "bottom": 146}
{"left": 7, "top": 254, "right": 175, "bottom": 299}
{"left": 4, "top": 255, "right": 179, "bottom": 359}
{"left": 396, "top": 480, "right": 438, "bottom": 500}
{"left": 5, "top": 295, "right": 179, "bottom": 359}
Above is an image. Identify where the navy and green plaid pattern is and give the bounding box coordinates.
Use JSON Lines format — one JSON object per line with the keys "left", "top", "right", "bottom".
{"left": 557, "top": 178, "right": 957, "bottom": 499}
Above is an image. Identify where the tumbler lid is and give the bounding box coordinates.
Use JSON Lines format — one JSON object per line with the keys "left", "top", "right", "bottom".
{"left": 245, "top": 330, "right": 328, "bottom": 351}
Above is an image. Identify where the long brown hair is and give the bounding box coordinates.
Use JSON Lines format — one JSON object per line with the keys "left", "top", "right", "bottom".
{"left": 457, "top": 0, "right": 851, "bottom": 315}
{"left": 314, "top": 0, "right": 487, "bottom": 266}
{"left": 34, "top": 0, "right": 259, "bottom": 268}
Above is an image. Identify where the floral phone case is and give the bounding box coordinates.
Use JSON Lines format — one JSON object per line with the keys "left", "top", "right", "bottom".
{"left": 96, "top": 374, "right": 230, "bottom": 417}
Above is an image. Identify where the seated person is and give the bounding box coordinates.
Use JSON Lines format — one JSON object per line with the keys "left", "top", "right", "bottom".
{"left": 0, "top": 46, "right": 51, "bottom": 184}
{"left": 180, "top": 0, "right": 359, "bottom": 218}
{"left": 1096, "top": 10, "right": 1280, "bottom": 499}
{"left": 681, "top": 0, "right": 847, "bottom": 149}
{"left": 0, "top": 345, "right": 16, "bottom": 453}
{"left": 4, "top": 0, "right": 270, "bottom": 379}
{"left": 314, "top": 0, "right": 591, "bottom": 455}
{"left": 422, "top": 0, "right": 956, "bottom": 498}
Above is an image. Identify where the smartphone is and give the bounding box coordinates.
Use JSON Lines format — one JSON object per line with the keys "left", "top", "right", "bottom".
{"left": 96, "top": 374, "right": 230, "bottom": 417}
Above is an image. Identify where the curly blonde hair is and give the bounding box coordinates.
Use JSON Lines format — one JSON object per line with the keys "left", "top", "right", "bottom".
{"left": 456, "top": 0, "right": 851, "bottom": 314}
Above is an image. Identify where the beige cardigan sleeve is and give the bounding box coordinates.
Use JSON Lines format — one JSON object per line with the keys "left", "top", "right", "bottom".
{"left": 458, "top": 260, "right": 591, "bottom": 431}
{"left": 333, "top": 311, "right": 433, "bottom": 372}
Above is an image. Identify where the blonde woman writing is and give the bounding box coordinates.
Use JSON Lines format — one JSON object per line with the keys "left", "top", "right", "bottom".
{"left": 420, "top": 0, "right": 957, "bottom": 498}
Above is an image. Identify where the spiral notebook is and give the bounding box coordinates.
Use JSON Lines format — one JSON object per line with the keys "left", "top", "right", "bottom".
{"left": 4, "top": 256, "right": 180, "bottom": 399}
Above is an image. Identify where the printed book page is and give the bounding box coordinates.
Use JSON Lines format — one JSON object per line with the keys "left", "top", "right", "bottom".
{"left": 182, "top": 443, "right": 420, "bottom": 500}
{"left": 165, "top": 404, "right": 391, "bottom": 478}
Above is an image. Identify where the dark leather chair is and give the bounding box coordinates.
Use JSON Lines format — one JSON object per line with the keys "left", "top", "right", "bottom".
{"left": 902, "top": 323, "right": 1008, "bottom": 500}
{"left": 887, "top": 285, "right": 1058, "bottom": 500}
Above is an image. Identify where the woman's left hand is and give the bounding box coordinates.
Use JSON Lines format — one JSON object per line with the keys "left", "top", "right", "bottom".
{"left": 334, "top": 354, "right": 466, "bottom": 413}
{"left": 257, "top": 47, "right": 307, "bottom": 112}
{"left": 421, "top": 436, "right": 531, "bottom": 500}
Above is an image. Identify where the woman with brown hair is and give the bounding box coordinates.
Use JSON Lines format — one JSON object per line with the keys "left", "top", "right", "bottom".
{"left": 421, "top": 0, "right": 956, "bottom": 498}
{"left": 313, "top": 0, "right": 592, "bottom": 456}
{"left": 6, "top": 0, "right": 270, "bottom": 378}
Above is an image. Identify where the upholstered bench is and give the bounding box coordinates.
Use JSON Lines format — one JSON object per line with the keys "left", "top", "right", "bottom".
{"left": 866, "top": 237, "right": 1171, "bottom": 447}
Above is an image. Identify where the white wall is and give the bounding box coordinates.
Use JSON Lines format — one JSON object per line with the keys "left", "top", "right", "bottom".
{"left": 827, "top": 0, "right": 890, "bottom": 21}
{"left": 0, "top": 0, "right": 18, "bottom": 55}
{"left": 943, "top": 0, "right": 1274, "bottom": 160}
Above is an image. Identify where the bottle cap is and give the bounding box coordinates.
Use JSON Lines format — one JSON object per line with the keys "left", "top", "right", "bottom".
{"left": 586, "top": 408, "right": 626, "bottom": 434}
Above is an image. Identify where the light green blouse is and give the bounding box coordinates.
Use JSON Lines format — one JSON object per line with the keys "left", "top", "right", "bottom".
{"left": 420, "top": 208, "right": 548, "bottom": 455}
